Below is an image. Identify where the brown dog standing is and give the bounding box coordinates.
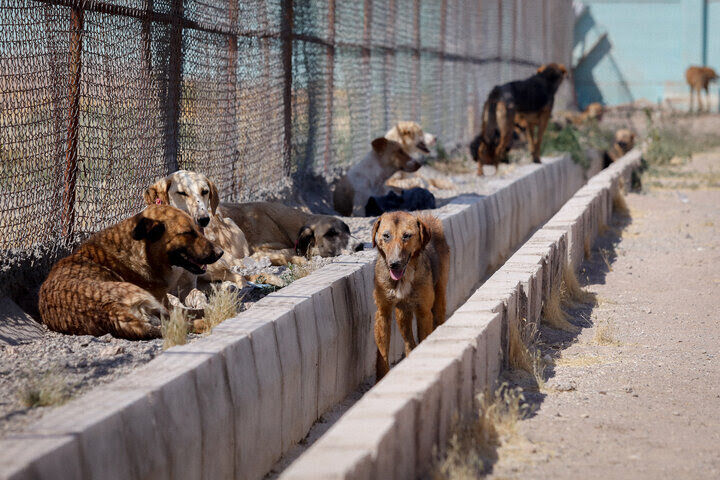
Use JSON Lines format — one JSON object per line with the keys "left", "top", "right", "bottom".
{"left": 39, "top": 205, "right": 223, "bottom": 339}
{"left": 372, "top": 211, "right": 450, "bottom": 380}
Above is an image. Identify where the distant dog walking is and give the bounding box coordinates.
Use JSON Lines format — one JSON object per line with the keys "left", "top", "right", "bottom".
{"left": 686, "top": 66, "right": 718, "bottom": 113}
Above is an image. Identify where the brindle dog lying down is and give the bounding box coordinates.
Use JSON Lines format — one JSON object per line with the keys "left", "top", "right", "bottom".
{"left": 38, "top": 205, "right": 223, "bottom": 339}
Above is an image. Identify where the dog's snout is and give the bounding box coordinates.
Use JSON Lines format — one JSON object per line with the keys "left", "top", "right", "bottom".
{"left": 389, "top": 260, "right": 403, "bottom": 271}
{"left": 207, "top": 246, "right": 223, "bottom": 264}
{"left": 198, "top": 216, "right": 210, "bottom": 228}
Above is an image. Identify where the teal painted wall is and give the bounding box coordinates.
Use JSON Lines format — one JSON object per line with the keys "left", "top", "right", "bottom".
{"left": 574, "top": 0, "right": 719, "bottom": 108}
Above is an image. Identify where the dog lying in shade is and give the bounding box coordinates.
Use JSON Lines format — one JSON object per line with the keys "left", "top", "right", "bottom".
{"left": 333, "top": 121, "right": 436, "bottom": 216}
{"left": 38, "top": 205, "right": 223, "bottom": 339}
{"left": 371, "top": 211, "right": 449, "bottom": 380}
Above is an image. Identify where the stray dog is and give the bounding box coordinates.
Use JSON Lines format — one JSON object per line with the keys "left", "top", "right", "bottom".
{"left": 686, "top": 66, "right": 718, "bottom": 112}
{"left": 470, "top": 63, "right": 567, "bottom": 175}
{"left": 144, "top": 170, "right": 250, "bottom": 296}
{"left": 219, "top": 201, "right": 363, "bottom": 266}
{"left": 603, "top": 128, "right": 636, "bottom": 167}
{"left": 372, "top": 211, "right": 450, "bottom": 380}
{"left": 365, "top": 187, "right": 436, "bottom": 217}
{"left": 560, "top": 102, "right": 604, "bottom": 126}
{"left": 38, "top": 205, "right": 223, "bottom": 339}
{"left": 333, "top": 121, "right": 436, "bottom": 216}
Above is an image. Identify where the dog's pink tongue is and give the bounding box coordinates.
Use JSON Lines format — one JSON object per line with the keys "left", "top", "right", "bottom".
{"left": 390, "top": 268, "right": 404, "bottom": 281}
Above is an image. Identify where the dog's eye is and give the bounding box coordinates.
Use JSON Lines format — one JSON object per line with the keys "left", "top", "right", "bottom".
{"left": 177, "top": 191, "right": 188, "bottom": 197}
{"left": 201, "top": 189, "right": 209, "bottom": 196}
{"left": 402, "top": 233, "right": 412, "bottom": 241}
{"left": 325, "top": 229, "right": 338, "bottom": 238}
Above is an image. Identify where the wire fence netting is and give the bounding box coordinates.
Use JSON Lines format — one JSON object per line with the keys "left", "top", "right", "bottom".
{"left": 0, "top": 0, "right": 573, "bottom": 307}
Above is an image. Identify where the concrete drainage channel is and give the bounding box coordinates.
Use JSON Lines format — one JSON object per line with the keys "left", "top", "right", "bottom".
{"left": 281, "top": 150, "right": 642, "bottom": 479}
{"left": 0, "top": 153, "right": 616, "bottom": 480}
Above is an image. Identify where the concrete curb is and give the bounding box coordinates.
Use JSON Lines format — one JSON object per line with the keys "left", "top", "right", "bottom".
{"left": 279, "top": 149, "right": 642, "bottom": 480}
{"left": 0, "top": 154, "right": 604, "bottom": 480}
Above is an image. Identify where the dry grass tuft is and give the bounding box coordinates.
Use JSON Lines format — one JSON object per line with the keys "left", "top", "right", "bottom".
{"left": 599, "top": 248, "right": 613, "bottom": 272}
{"left": 162, "top": 306, "right": 189, "bottom": 350}
{"left": 562, "top": 265, "right": 596, "bottom": 306}
{"left": 612, "top": 188, "right": 630, "bottom": 216}
{"left": 508, "top": 317, "right": 547, "bottom": 389}
{"left": 542, "top": 283, "right": 579, "bottom": 333}
{"left": 431, "top": 385, "right": 527, "bottom": 479}
{"left": 554, "top": 355, "right": 604, "bottom": 367}
{"left": 18, "top": 369, "right": 70, "bottom": 408}
{"left": 202, "top": 284, "right": 243, "bottom": 333}
{"left": 593, "top": 319, "right": 620, "bottom": 346}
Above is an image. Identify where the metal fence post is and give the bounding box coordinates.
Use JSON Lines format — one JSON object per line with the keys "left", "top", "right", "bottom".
{"left": 61, "top": 5, "right": 83, "bottom": 239}
{"left": 228, "top": 0, "right": 239, "bottom": 197}
{"left": 383, "top": 0, "right": 396, "bottom": 131}
{"left": 163, "top": 0, "right": 183, "bottom": 174}
{"left": 323, "top": 0, "right": 335, "bottom": 174}
{"left": 363, "top": 0, "right": 372, "bottom": 138}
{"left": 412, "top": 0, "right": 420, "bottom": 120}
{"left": 281, "top": 0, "right": 293, "bottom": 175}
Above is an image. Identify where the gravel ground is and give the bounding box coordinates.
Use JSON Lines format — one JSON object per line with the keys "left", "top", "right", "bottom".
{"left": 0, "top": 153, "right": 544, "bottom": 437}
{"left": 485, "top": 150, "right": 720, "bottom": 479}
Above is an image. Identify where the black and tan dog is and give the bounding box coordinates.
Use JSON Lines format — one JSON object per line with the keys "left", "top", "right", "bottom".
{"left": 470, "top": 63, "right": 567, "bottom": 175}
{"left": 372, "top": 211, "right": 449, "bottom": 380}
{"left": 38, "top": 205, "right": 223, "bottom": 339}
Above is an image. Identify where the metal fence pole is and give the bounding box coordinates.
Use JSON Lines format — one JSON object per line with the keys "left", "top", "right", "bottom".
{"left": 363, "top": 0, "right": 372, "bottom": 138}
{"left": 228, "top": 0, "right": 239, "bottom": 197}
{"left": 412, "top": 0, "right": 420, "bottom": 120}
{"left": 323, "top": 0, "right": 335, "bottom": 174}
{"left": 163, "top": 0, "right": 182, "bottom": 174}
{"left": 61, "top": 5, "right": 83, "bottom": 239}
{"left": 281, "top": 0, "right": 293, "bottom": 175}
{"left": 383, "top": 0, "right": 396, "bottom": 131}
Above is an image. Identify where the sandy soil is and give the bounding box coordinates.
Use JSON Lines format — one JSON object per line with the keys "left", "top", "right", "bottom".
{"left": 487, "top": 151, "right": 720, "bottom": 479}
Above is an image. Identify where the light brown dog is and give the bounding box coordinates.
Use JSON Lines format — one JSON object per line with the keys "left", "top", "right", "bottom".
{"left": 372, "top": 211, "right": 449, "bottom": 380}
{"left": 686, "top": 66, "right": 718, "bottom": 112}
{"left": 38, "top": 205, "right": 223, "bottom": 339}
{"left": 561, "top": 102, "right": 604, "bottom": 126}
{"left": 333, "top": 122, "right": 436, "bottom": 216}
{"left": 470, "top": 63, "right": 567, "bottom": 175}
{"left": 144, "top": 170, "right": 250, "bottom": 295}
{"left": 219, "top": 201, "right": 363, "bottom": 266}
{"left": 604, "top": 128, "right": 636, "bottom": 165}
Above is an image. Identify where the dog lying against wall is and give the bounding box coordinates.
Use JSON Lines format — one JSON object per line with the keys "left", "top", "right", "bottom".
{"left": 219, "top": 201, "right": 363, "bottom": 266}
{"left": 470, "top": 63, "right": 567, "bottom": 175}
{"left": 603, "top": 128, "right": 636, "bottom": 167}
{"left": 372, "top": 211, "right": 449, "bottom": 380}
{"left": 686, "top": 65, "right": 718, "bottom": 113}
{"left": 333, "top": 121, "right": 436, "bottom": 216}
{"left": 39, "top": 205, "right": 222, "bottom": 339}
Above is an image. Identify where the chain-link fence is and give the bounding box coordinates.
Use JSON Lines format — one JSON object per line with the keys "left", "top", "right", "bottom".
{"left": 0, "top": 0, "right": 573, "bottom": 309}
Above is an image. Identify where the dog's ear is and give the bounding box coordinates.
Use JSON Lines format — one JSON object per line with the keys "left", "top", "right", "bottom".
{"left": 557, "top": 63, "right": 567, "bottom": 77}
{"left": 371, "top": 217, "right": 382, "bottom": 249}
{"left": 417, "top": 218, "right": 431, "bottom": 251}
{"left": 132, "top": 216, "right": 166, "bottom": 242}
{"left": 296, "top": 226, "right": 315, "bottom": 256}
{"left": 536, "top": 64, "right": 546, "bottom": 74}
{"left": 371, "top": 137, "right": 391, "bottom": 154}
{"left": 207, "top": 179, "right": 220, "bottom": 215}
{"left": 144, "top": 177, "right": 171, "bottom": 206}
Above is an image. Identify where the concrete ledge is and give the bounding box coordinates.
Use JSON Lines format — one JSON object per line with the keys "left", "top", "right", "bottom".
{"left": 280, "top": 149, "right": 642, "bottom": 479}
{"left": 0, "top": 154, "right": 608, "bottom": 480}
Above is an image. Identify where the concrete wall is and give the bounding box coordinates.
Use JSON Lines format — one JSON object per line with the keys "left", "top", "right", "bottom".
{"left": 0, "top": 154, "right": 603, "bottom": 480}
{"left": 280, "top": 149, "right": 642, "bottom": 480}
{"left": 574, "top": 0, "right": 720, "bottom": 110}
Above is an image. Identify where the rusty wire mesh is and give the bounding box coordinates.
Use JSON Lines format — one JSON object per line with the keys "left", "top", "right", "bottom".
{"left": 0, "top": 0, "right": 573, "bottom": 307}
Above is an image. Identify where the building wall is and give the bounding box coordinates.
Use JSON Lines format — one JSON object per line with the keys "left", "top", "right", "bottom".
{"left": 574, "top": 0, "right": 719, "bottom": 109}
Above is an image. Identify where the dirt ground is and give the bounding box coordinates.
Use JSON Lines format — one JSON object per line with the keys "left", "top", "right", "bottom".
{"left": 488, "top": 150, "right": 720, "bottom": 479}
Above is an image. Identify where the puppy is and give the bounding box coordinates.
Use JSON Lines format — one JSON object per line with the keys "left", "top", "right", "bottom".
{"left": 144, "top": 170, "right": 250, "bottom": 295}
{"left": 365, "top": 187, "right": 436, "bottom": 217}
{"left": 219, "top": 201, "right": 363, "bottom": 266}
{"left": 686, "top": 65, "right": 718, "bottom": 112}
{"left": 604, "top": 128, "right": 636, "bottom": 167}
{"left": 333, "top": 121, "right": 436, "bottom": 216}
{"left": 372, "top": 211, "right": 449, "bottom": 380}
{"left": 470, "top": 63, "right": 567, "bottom": 175}
{"left": 38, "top": 205, "right": 223, "bottom": 339}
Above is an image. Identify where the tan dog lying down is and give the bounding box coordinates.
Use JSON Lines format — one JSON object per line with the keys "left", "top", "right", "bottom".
{"left": 39, "top": 205, "right": 223, "bottom": 339}
{"left": 372, "top": 211, "right": 450, "bottom": 380}
{"left": 605, "top": 128, "right": 636, "bottom": 164}
{"left": 333, "top": 121, "right": 436, "bottom": 216}
{"left": 219, "top": 201, "right": 363, "bottom": 266}
{"left": 144, "top": 170, "right": 250, "bottom": 295}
